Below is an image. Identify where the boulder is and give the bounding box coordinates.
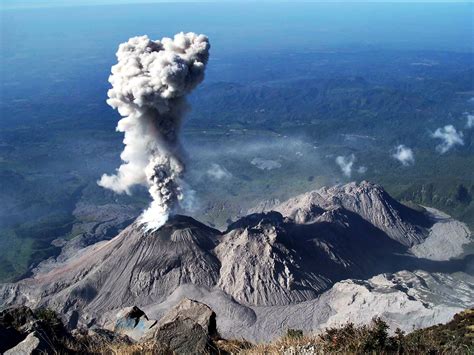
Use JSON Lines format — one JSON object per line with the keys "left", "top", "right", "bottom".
{"left": 154, "top": 317, "right": 209, "bottom": 354}
{"left": 110, "top": 306, "right": 157, "bottom": 341}
{"left": 4, "top": 331, "right": 50, "bottom": 355}
{"left": 0, "top": 306, "right": 69, "bottom": 353}
{"left": 0, "top": 307, "right": 37, "bottom": 352}
{"left": 148, "top": 298, "right": 218, "bottom": 353}
{"left": 157, "top": 298, "right": 217, "bottom": 335}
{"left": 0, "top": 325, "right": 25, "bottom": 353}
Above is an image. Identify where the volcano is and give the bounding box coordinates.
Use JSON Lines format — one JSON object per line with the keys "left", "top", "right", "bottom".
{"left": 1, "top": 182, "right": 472, "bottom": 341}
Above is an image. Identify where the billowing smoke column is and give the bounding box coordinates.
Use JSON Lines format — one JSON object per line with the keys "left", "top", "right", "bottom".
{"left": 98, "top": 33, "right": 210, "bottom": 230}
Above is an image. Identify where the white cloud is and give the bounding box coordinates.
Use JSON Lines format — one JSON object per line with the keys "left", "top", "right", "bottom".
{"left": 392, "top": 145, "right": 415, "bottom": 166}
{"left": 431, "top": 125, "right": 464, "bottom": 154}
{"left": 466, "top": 114, "right": 474, "bottom": 129}
{"left": 336, "top": 154, "right": 355, "bottom": 177}
{"left": 251, "top": 158, "right": 282, "bottom": 170}
{"left": 357, "top": 166, "right": 367, "bottom": 174}
{"left": 206, "top": 163, "right": 232, "bottom": 180}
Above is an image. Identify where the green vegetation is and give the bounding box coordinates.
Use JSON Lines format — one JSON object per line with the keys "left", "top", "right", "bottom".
{"left": 286, "top": 328, "right": 304, "bottom": 340}
{"left": 397, "top": 182, "right": 474, "bottom": 229}
{"left": 220, "top": 309, "right": 474, "bottom": 354}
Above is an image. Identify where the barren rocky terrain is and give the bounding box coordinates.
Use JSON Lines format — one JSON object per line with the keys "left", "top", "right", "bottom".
{"left": 1, "top": 181, "right": 472, "bottom": 342}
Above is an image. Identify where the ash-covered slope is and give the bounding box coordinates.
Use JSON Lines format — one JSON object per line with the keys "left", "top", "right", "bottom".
{"left": 271, "top": 181, "right": 431, "bottom": 246}
{"left": 216, "top": 212, "right": 333, "bottom": 306}
{"left": 215, "top": 181, "right": 434, "bottom": 307}
{"left": 1, "top": 181, "right": 471, "bottom": 339}
{"left": 214, "top": 206, "right": 411, "bottom": 307}
{"left": 2, "top": 216, "right": 221, "bottom": 327}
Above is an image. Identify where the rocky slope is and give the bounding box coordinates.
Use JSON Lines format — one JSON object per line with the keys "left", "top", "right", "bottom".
{"left": 4, "top": 302, "right": 471, "bottom": 354}
{"left": 1, "top": 215, "right": 221, "bottom": 328}
{"left": 1, "top": 181, "right": 472, "bottom": 342}
{"left": 265, "top": 182, "right": 431, "bottom": 246}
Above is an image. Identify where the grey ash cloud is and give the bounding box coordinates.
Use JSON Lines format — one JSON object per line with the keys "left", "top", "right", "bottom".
{"left": 98, "top": 33, "right": 210, "bottom": 230}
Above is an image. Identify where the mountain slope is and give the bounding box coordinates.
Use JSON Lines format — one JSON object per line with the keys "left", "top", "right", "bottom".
{"left": 0, "top": 182, "right": 471, "bottom": 341}
{"left": 2, "top": 216, "right": 221, "bottom": 327}
{"left": 273, "top": 181, "right": 431, "bottom": 246}
{"left": 216, "top": 212, "right": 332, "bottom": 306}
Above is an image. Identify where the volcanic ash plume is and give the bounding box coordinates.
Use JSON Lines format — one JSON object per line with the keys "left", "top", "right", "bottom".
{"left": 98, "top": 33, "right": 210, "bottom": 230}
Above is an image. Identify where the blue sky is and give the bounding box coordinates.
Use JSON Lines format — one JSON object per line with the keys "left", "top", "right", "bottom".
{"left": 2, "top": 0, "right": 473, "bottom": 10}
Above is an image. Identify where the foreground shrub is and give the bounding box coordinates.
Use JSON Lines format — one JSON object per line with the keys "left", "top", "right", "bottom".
{"left": 286, "top": 329, "right": 304, "bottom": 339}
{"left": 318, "top": 317, "right": 398, "bottom": 353}
{"left": 239, "top": 310, "right": 473, "bottom": 354}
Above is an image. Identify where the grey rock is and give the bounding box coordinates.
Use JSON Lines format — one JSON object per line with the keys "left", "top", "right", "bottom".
{"left": 86, "top": 327, "right": 133, "bottom": 345}
{"left": 0, "top": 306, "right": 71, "bottom": 352}
{"left": 142, "top": 284, "right": 257, "bottom": 336}
{"left": 154, "top": 298, "right": 217, "bottom": 336}
{"left": 109, "top": 306, "right": 157, "bottom": 341}
{"left": 148, "top": 298, "right": 217, "bottom": 354}
{"left": 154, "top": 317, "right": 209, "bottom": 354}
{"left": 4, "top": 331, "right": 49, "bottom": 355}
{"left": 0, "top": 306, "right": 35, "bottom": 352}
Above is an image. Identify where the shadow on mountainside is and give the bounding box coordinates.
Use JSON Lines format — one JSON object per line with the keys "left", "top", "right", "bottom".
{"left": 232, "top": 210, "right": 473, "bottom": 293}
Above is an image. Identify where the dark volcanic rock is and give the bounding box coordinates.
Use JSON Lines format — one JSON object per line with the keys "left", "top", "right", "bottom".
{"left": 4, "top": 331, "right": 51, "bottom": 355}
{"left": 155, "top": 298, "right": 217, "bottom": 336}
{"left": 0, "top": 306, "right": 70, "bottom": 353}
{"left": 0, "top": 306, "right": 34, "bottom": 352}
{"left": 154, "top": 317, "right": 209, "bottom": 354}
{"left": 148, "top": 298, "right": 217, "bottom": 354}
{"left": 226, "top": 211, "right": 285, "bottom": 232}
